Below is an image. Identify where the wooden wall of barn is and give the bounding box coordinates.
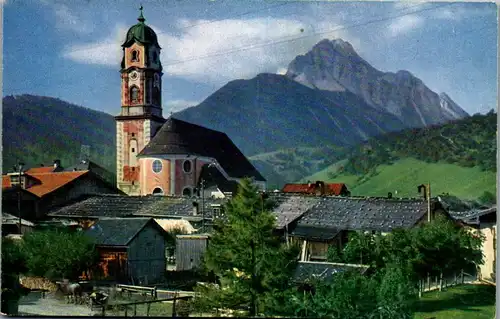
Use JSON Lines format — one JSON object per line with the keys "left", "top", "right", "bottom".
{"left": 176, "top": 235, "right": 209, "bottom": 271}
{"left": 40, "top": 175, "right": 121, "bottom": 215}
{"left": 127, "top": 223, "right": 166, "bottom": 285}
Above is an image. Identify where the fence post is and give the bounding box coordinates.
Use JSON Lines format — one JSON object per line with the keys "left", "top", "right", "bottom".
{"left": 134, "top": 303, "right": 137, "bottom": 317}
{"left": 102, "top": 305, "right": 105, "bottom": 317}
{"left": 427, "top": 273, "right": 430, "bottom": 291}
{"left": 172, "top": 293, "right": 178, "bottom": 318}
{"left": 125, "top": 306, "right": 128, "bottom": 317}
{"left": 147, "top": 303, "right": 151, "bottom": 317}
{"left": 439, "top": 272, "right": 443, "bottom": 291}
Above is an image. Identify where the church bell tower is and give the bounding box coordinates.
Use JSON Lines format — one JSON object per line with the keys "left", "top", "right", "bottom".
{"left": 115, "top": 6, "right": 165, "bottom": 195}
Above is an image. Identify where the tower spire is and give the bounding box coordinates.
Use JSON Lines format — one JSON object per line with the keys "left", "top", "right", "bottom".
{"left": 138, "top": 5, "right": 145, "bottom": 23}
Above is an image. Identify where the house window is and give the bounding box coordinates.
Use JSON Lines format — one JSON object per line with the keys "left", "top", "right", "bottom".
{"left": 152, "top": 187, "right": 163, "bottom": 195}
{"left": 130, "top": 86, "right": 139, "bottom": 103}
{"left": 132, "top": 148, "right": 135, "bottom": 152}
{"left": 131, "top": 133, "right": 135, "bottom": 137}
{"left": 153, "top": 51, "right": 158, "bottom": 63}
{"left": 183, "top": 160, "right": 192, "bottom": 173}
{"left": 131, "top": 50, "right": 139, "bottom": 62}
{"left": 182, "top": 187, "right": 192, "bottom": 197}
{"left": 152, "top": 160, "right": 162, "bottom": 173}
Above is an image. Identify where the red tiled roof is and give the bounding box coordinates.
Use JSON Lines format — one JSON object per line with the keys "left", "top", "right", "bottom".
{"left": 24, "top": 171, "right": 89, "bottom": 197}
{"left": 282, "top": 183, "right": 347, "bottom": 196}
{"left": 325, "top": 183, "right": 346, "bottom": 196}
{"left": 25, "top": 167, "right": 55, "bottom": 174}
{"left": 282, "top": 184, "right": 314, "bottom": 193}
{"left": 2, "top": 176, "right": 12, "bottom": 189}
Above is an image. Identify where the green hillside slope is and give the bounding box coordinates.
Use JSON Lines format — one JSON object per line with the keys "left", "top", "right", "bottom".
{"left": 303, "top": 158, "right": 496, "bottom": 200}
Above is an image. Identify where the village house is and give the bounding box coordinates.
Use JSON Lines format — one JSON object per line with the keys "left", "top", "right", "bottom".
{"left": 84, "top": 217, "right": 169, "bottom": 285}
{"left": 1, "top": 213, "right": 35, "bottom": 236}
{"left": 270, "top": 193, "right": 451, "bottom": 261}
{"left": 282, "top": 181, "right": 351, "bottom": 196}
{"left": 448, "top": 206, "right": 497, "bottom": 282}
{"left": 2, "top": 159, "right": 123, "bottom": 221}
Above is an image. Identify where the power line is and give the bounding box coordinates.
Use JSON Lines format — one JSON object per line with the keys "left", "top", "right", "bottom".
{"left": 67, "top": 2, "right": 292, "bottom": 54}
{"left": 161, "top": 2, "right": 456, "bottom": 66}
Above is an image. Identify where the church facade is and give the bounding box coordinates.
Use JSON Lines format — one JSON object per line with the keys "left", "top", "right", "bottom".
{"left": 115, "top": 8, "right": 266, "bottom": 196}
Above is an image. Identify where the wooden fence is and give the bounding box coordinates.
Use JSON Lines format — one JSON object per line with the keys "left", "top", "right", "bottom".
{"left": 417, "top": 270, "right": 477, "bottom": 297}
{"left": 95, "top": 294, "right": 193, "bottom": 317}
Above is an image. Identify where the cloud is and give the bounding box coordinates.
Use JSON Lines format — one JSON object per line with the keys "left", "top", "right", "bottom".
{"left": 165, "top": 99, "right": 200, "bottom": 113}
{"left": 388, "top": 14, "right": 425, "bottom": 37}
{"left": 62, "top": 24, "right": 128, "bottom": 66}
{"left": 432, "top": 5, "right": 495, "bottom": 21}
{"left": 62, "top": 16, "right": 360, "bottom": 85}
{"left": 40, "top": 2, "right": 93, "bottom": 34}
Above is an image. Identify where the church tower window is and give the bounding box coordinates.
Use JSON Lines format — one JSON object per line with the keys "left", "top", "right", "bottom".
{"left": 131, "top": 50, "right": 139, "bottom": 62}
{"left": 130, "top": 86, "right": 139, "bottom": 103}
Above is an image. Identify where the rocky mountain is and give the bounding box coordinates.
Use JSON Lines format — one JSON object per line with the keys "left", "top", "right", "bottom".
{"left": 285, "top": 39, "right": 469, "bottom": 128}
{"left": 174, "top": 73, "right": 407, "bottom": 156}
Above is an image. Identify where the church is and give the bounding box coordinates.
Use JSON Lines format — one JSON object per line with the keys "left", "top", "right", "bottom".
{"left": 115, "top": 8, "right": 266, "bottom": 196}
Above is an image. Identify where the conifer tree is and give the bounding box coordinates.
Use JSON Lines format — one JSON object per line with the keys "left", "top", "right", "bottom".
{"left": 193, "top": 178, "right": 299, "bottom": 316}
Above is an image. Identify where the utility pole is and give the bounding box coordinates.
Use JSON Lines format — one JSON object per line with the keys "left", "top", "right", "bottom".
{"left": 201, "top": 178, "right": 205, "bottom": 233}
{"left": 14, "top": 162, "right": 24, "bottom": 234}
{"left": 427, "top": 182, "right": 432, "bottom": 222}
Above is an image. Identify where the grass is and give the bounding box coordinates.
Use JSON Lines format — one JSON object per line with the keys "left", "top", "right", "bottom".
{"left": 413, "top": 284, "right": 496, "bottom": 319}
{"left": 303, "top": 158, "right": 496, "bottom": 200}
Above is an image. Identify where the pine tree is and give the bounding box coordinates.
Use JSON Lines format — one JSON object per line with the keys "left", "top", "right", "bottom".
{"left": 192, "top": 178, "right": 299, "bottom": 316}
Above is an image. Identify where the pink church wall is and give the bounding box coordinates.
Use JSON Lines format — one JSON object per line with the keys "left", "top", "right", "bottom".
{"left": 140, "top": 158, "right": 171, "bottom": 195}
{"left": 174, "top": 158, "right": 211, "bottom": 195}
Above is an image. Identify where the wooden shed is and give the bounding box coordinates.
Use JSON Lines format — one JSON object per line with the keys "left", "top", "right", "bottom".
{"left": 84, "top": 218, "right": 168, "bottom": 285}
{"left": 175, "top": 235, "right": 209, "bottom": 271}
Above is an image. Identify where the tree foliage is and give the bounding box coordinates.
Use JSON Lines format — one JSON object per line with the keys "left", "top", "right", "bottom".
{"left": 328, "top": 215, "right": 484, "bottom": 279}
{"left": 2, "top": 238, "right": 29, "bottom": 314}
{"left": 192, "top": 178, "right": 299, "bottom": 315}
{"left": 22, "top": 229, "right": 99, "bottom": 281}
{"left": 341, "top": 112, "right": 497, "bottom": 176}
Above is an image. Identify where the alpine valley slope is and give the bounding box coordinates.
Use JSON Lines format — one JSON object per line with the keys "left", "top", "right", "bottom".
{"left": 302, "top": 112, "right": 497, "bottom": 200}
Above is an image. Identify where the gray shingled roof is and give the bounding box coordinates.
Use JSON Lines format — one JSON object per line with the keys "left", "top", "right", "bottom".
{"left": 271, "top": 196, "right": 321, "bottom": 229}
{"left": 449, "top": 206, "right": 497, "bottom": 224}
{"left": 47, "top": 194, "right": 227, "bottom": 221}
{"left": 293, "top": 261, "right": 369, "bottom": 284}
{"left": 298, "top": 196, "right": 432, "bottom": 232}
{"left": 85, "top": 218, "right": 153, "bottom": 246}
{"left": 137, "top": 117, "right": 265, "bottom": 181}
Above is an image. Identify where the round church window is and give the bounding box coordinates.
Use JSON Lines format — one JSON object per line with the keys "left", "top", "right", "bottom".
{"left": 152, "top": 160, "right": 162, "bottom": 173}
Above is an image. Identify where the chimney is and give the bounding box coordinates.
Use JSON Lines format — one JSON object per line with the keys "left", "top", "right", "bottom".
{"left": 388, "top": 192, "right": 393, "bottom": 199}
{"left": 53, "top": 159, "right": 61, "bottom": 168}
{"left": 40, "top": 164, "right": 44, "bottom": 167}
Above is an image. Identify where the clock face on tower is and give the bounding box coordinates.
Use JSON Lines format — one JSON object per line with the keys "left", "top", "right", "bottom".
{"left": 130, "top": 71, "right": 138, "bottom": 80}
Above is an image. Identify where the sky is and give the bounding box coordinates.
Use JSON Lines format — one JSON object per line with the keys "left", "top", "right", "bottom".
{"left": 3, "top": 0, "right": 498, "bottom": 116}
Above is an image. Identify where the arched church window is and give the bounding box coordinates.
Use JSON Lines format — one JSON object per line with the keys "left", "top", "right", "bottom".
{"left": 183, "top": 160, "right": 192, "bottom": 173}
{"left": 182, "top": 187, "right": 192, "bottom": 197}
{"left": 130, "top": 86, "right": 139, "bottom": 103}
{"left": 152, "top": 187, "right": 163, "bottom": 196}
{"left": 131, "top": 50, "right": 139, "bottom": 62}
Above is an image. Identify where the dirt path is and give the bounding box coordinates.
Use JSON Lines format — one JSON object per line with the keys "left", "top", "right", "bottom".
{"left": 18, "top": 292, "right": 98, "bottom": 316}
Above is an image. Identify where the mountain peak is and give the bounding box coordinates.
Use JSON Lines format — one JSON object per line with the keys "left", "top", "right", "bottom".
{"left": 285, "top": 38, "right": 469, "bottom": 127}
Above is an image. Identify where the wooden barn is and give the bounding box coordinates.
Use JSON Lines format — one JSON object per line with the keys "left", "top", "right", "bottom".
{"left": 84, "top": 218, "right": 168, "bottom": 285}
{"left": 175, "top": 235, "right": 209, "bottom": 271}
